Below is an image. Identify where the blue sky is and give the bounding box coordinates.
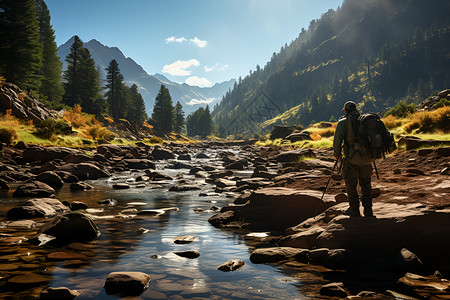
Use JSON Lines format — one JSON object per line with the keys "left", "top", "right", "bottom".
{"left": 46, "top": 0, "right": 342, "bottom": 87}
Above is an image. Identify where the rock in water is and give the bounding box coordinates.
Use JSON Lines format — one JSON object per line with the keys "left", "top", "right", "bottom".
{"left": 174, "top": 250, "right": 200, "bottom": 259}
{"left": 38, "top": 212, "right": 100, "bottom": 242}
{"left": 217, "top": 259, "right": 245, "bottom": 271}
{"left": 104, "top": 272, "right": 151, "bottom": 296}
{"left": 12, "top": 181, "right": 55, "bottom": 198}
{"left": 7, "top": 198, "right": 69, "bottom": 220}
{"left": 40, "top": 287, "right": 81, "bottom": 299}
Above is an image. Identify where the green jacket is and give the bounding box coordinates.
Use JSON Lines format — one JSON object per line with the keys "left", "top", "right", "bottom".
{"left": 333, "top": 111, "right": 359, "bottom": 158}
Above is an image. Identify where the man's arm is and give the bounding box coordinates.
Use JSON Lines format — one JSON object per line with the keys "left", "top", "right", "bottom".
{"left": 333, "top": 120, "right": 346, "bottom": 159}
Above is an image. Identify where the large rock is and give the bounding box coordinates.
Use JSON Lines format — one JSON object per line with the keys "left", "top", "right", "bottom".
{"left": 104, "top": 272, "right": 151, "bottom": 296}
{"left": 284, "top": 132, "right": 312, "bottom": 142}
{"left": 220, "top": 187, "right": 342, "bottom": 230}
{"left": 123, "top": 159, "right": 155, "bottom": 169}
{"left": 282, "top": 202, "right": 450, "bottom": 260}
{"left": 36, "top": 171, "right": 64, "bottom": 188}
{"left": 38, "top": 212, "right": 100, "bottom": 242}
{"left": 270, "top": 125, "right": 294, "bottom": 140}
{"left": 22, "top": 146, "right": 77, "bottom": 163}
{"left": 40, "top": 287, "right": 81, "bottom": 299}
{"left": 274, "top": 149, "right": 316, "bottom": 163}
{"left": 13, "top": 181, "right": 56, "bottom": 198}
{"left": 250, "top": 247, "right": 304, "bottom": 263}
{"left": 7, "top": 198, "right": 69, "bottom": 220}
{"left": 56, "top": 163, "right": 110, "bottom": 180}
{"left": 151, "top": 147, "right": 175, "bottom": 160}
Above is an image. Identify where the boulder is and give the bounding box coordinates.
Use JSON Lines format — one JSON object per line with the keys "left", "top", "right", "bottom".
{"left": 63, "top": 153, "right": 92, "bottom": 164}
{"left": 220, "top": 187, "right": 342, "bottom": 230}
{"left": 174, "top": 235, "right": 198, "bottom": 244}
{"left": 178, "top": 154, "right": 191, "bottom": 161}
{"left": 250, "top": 247, "right": 304, "bottom": 263}
{"left": 274, "top": 148, "right": 316, "bottom": 163}
{"left": 270, "top": 125, "right": 294, "bottom": 140}
{"left": 13, "top": 181, "right": 55, "bottom": 198}
{"left": 97, "top": 144, "right": 123, "bottom": 156}
{"left": 38, "top": 212, "right": 100, "bottom": 242}
{"left": 208, "top": 210, "right": 236, "bottom": 227}
{"left": 174, "top": 250, "right": 200, "bottom": 259}
{"left": 70, "top": 182, "right": 93, "bottom": 191}
{"left": 40, "top": 287, "right": 81, "bottom": 299}
{"left": 113, "top": 183, "right": 130, "bottom": 189}
{"left": 217, "top": 259, "right": 245, "bottom": 272}
{"left": 0, "top": 178, "right": 10, "bottom": 190}
{"left": 224, "top": 161, "right": 244, "bottom": 170}
{"left": 104, "top": 272, "right": 151, "bottom": 296}
{"left": 169, "top": 184, "right": 201, "bottom": 192}
{"left": 284, "top": 132, "right": 312, "bottom": 142}
{"left": 7, "top": 198, "right": 69, "bottom": 220}
{"left": 36, "top": 171, "right": 64, "bottom": 188}
{"left": 56, "top": 163, "right": 110, "bottom": 180}
{"left": 151, "top": 147, "right": 175, "bottom": 160}
{"left": 22, "top": 146, "right": 77, "bottom": 163}
{"left": 319, "top": 282, "right": 349, "bottom": 298}
{"left": 124, "top": 159, "right": 155, "bottom": 169}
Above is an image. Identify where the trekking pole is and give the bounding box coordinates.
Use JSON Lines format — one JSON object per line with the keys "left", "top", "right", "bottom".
{"left": 373, "top": 161, "right": 380, "bottom": 180}
{"left": 320, "top": 158, "right": 340, "bottom": 202}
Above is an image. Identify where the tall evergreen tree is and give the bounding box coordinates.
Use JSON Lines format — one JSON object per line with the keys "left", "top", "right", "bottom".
{"left": 186, "top": 106, "right": 213, "bottom": 138}
{"left": 0, "top": 0, "right": 42, "bottom": 91}
{"left": 78, "top": 48, "right": 102, "bottom": 115}
{"left": 62, "top": 36, "right": 83, "bottom": 106}
{"left": 128, "top": 84, "right": 147, "bottom": 124}
{"left": 35, "top": 0, "right": 63, "bottom": 106}
{"left": 152, "top": 85, "right": 174, "bottom": 134}
{"left": 174, "top": 101, "right": 185, "bottom": 134}
{"left": 105, "top": 59, "right": 127, "bottom": 121}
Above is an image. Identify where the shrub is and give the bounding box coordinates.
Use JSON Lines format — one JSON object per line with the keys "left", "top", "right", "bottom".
{"left": 88, "top": 126, "right": 116, "bottom": 141}
{"left": 403, "top": 106, "right": 450, "bottom": 133}
{"left": 434, "top": 98, "right": 450, "bottom": 108}
{"left": 34, "top": 119, "right": 56, "bottom": 140}
{"left": 434, "top": 105, "right": 450, "bottom": 131}
{"left": 147, "top": 136, "right": 164, "bottom": 144}
{"left": 0, "top": 127, "right": 18, "bottom": 144}
{"left": 382, "top": 115, "right": 402, "bottom": 130}
{"left": 384, "top": 100, "right": 415, "bottom": 118}
{"left": 315, "top": 128, "right": 335, "bottom": 138}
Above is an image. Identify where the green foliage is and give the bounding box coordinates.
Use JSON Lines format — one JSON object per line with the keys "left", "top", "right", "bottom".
{"left": 105, "top": 59, "right": 127, "bottom": 121}
{"left": 63, "top": 36, "right": 101, "bottom": 111}
{"left": 0, "top": 0, "right": 42, "bottom": 91}
{"left": 127, "top": 84, "right": 147, "bottom": 124}
{"left": 34, "top": 118, "right": 72, "bottom": 139}
{"left": 186, "top": 106, "right": 213, "bottom": 138}
{"left": 384, "top": 100, "right": 415, "bottom": 118}
{"left": 0, "top": 128, "right": 18, "bottom": 144}
{"left": 174, "top": 101, "right": 185, "bottom": 134}
{"left": 329, "top": 115, "right": 337, "bottom": 122}
{"left": 152, "top": 85, "right": 174, "bottom": 134}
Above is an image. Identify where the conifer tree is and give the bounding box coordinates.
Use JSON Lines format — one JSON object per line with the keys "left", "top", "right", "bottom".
{"left": 186, "top": 106, "right": 213, "bottom": 138}
{"left": 35, "top": 0, "right": 63, "bottom": 106}
{"left": 128, "top": 84, "right": 147, "bottom": 124}
{"left": 174, "top": 101, "right": 185, "bottom": 134}
{"left": 105, "top": 59, "right": 127, "bottom": 121}
{"left": 152, "top": 85, "right": 174, "bottom": 134}
{"left": 0, "top": 0, "right": 42, "bottom": 91}
{"left": 62, "top": 36, "right": 83, "bottom": 106}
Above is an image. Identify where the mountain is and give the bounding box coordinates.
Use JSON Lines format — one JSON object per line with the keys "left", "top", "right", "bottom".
{"left": 57, "top": 37, "right": 235, "bottom": 115}
{"left": 212, "top": 0, "right": 450, "bottom": 137}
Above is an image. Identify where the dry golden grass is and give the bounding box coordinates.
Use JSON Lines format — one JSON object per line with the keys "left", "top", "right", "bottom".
{"left": 63, "top": 105, "right": 116, "bottom": 140}
{"left": 382, "top": 115, "right": 403, "bottom": 130}
{"left": 404, "top": 106, "right": 450, "bottom": 133}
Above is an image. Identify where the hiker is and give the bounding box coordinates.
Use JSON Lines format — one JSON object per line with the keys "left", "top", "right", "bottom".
{"left": 333, "top": 101, "right": 373, "bottom": 217}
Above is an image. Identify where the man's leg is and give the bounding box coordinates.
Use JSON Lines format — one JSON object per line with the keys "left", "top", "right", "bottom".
{"left": 343, "top": 160, "right": 360, "bottom": 217}
{"left": 360, "top": 164, "right": 373, "bottom": 217}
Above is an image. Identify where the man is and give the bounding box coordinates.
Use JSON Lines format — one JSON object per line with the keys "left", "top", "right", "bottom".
{"left": 333, "top": 101, "right": 373, "bottom": 217}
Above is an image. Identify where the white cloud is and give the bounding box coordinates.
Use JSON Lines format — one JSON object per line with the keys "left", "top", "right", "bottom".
{"left": 162, "top": 59, "right": 200, "bottom": 76}
{"left": 165, "top": 36, "right": 186, "bottom": 44}
{"left": 186, "top": 98, "right": 217, "bottom": 106}
{"left": 219, "top": 64, "right": 229, "bottom": 71}
{"left": 185, "top": 76, "right": 213, "bottom": 88}
{"left": 204, "top": 63, "right": 218, "bottom": 72}
{"left": 189, "top": 37, "right": 207, "bottom": 48}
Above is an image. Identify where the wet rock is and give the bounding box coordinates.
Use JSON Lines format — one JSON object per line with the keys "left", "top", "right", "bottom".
{"left": 13, "top": 181, "right": 55, "bottom": 198}
{"left": 397, "top": 272, "right": 450, "bottom": 298}
{"left": 151, "top": 147, "right": 175, "bottom": 160}
{"left": 208, "top": 210, "right": 236, "bottom": 227}
{"left": 28, "top": 233, "right": 56, "bottom": 246}
{"left": 224, "top": 161, "right": 244, "bottom": 170}
{"left": 323, "top": 249, "right": 359, "bottom": 270}
{"left": 36, "top": 171, "right": 64, "bottom": 188}
{"left": 309, "top": 248, "right": 330, "bottom": 264}
{"left": 70, "top": 182, "right": 93, "bottom": 191}
{"left": 189, "top": 166, "right": 204, "bottom": 175}
{"left": 174, "top": 250, "right": 200, "bottom": 259}
{"left": 195, "top": 153, "right": 209, "bottom": 159}
{"left": 407, "top": 168, "right": 425, "bottom": 176}
{"left": 38, "top": 212, "right": 100, "bottom": 242}
{"left": 169, "top": 184, "right": 201, "bottom": 192}
{"left": 236, "top": 177, "right": 271, "bottom": 189}
{"left": 209, "top": 170, "right": 233, "bottom": 179}
{"left": 22, "top": 146, "right": 77, "bottom": 163}
{"left": 7, "top": 198, "right": 69, "bottom": 220}
{"left": 250, "top": 247, "right": 304, "bottom": 263}
{"left": 214, "top": 178, "right": 236, "bottom": 188}
{"left": 167, "top": 161, "right": 192, "bottom": 169}
{"left": 63, "top": 153, "right": 91, "bottom": 164}
{"left": 394, "top": 248, "right": 424, "bottom": 273}
{"left": 97, "top": 199, "right": 118, "bottom": 205}
{"left": 71, "top": 201, "right": 88, "bottom": 211}
{"left": 104, "top": 272, "right": 151, "bottom": 296}
{"left": 113, "top": 183, "right": 130, "bottom": 189}
{"left": 124, "top": 158, "right": 155, "bottom": 169}
{"left": 47, "top": 251, "right": 88, "bottom": 260}
{"left": 217, "top": 259, "right": 245, "bottom": 272}
{"left": 178, "top": 154, "right": 191, "bottom": 161}
{"left": 55, "top": 171, "right": 79, "bottom": 183}
{"left": 57, "top": 163, "right": 110, "bottom": 180}
{"left": 417, "top": 148, "right": 434, "bottom": 156}
{"left": 40, "top": 287, "right": 81, "bottom": 299}
{"left": 436, "top": 147, "right": 450, "bottom": 157}
{"left": 319, "top": 282, "right": 349, "bottom": 298}
{"left": 174, "top": 235, "right": 198, "bottom": 244}
{"left": 145, "top": 170, "right": 173, "bottom": 181}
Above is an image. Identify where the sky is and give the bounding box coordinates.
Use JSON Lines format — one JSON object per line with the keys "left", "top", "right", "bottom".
{"left": 46, "top": 0, "right": 343, "bottom": 87}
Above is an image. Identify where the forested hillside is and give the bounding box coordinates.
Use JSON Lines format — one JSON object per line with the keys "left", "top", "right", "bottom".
{"left": 213, "top": 0, "right": 450, "bottom": 137}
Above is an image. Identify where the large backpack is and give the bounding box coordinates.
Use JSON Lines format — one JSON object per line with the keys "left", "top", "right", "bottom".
{"left": 347, "top": 112, "right": 396, "bottom": 165}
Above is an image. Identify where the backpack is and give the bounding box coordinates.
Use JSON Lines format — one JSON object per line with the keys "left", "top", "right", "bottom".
{"left": 347, "top": 112, "right": 396, "bottom": 165}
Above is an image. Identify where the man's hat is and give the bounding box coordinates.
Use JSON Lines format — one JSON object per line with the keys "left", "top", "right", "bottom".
{"left": 343, "top": 101, "right": 357, "bottom": 111}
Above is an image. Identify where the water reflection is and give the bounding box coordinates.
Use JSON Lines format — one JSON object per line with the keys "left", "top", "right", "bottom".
{"left": 0, "top": 168, "right": 304, "bottom": 299}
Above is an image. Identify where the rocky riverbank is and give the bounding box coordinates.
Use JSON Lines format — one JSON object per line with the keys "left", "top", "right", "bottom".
{"left": 0, "top": 141, "right": 449, "bottom": 299}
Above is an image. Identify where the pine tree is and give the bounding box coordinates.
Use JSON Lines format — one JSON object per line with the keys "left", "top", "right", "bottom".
{"left": 152, "top": 85, "right": 174, "bottom": 134}
{"left": 62, "top": 36, "right": 84, "bottom": 106}
{"left": 35, "top": 0, "right": 63, "bottom": 106}
{"left": 0, "top": 0, "right": 42, "bottom": 91}
{"left": 78, "top": 48, "right": 101, "bottom": 115}
{"left": 105, "top": 59, "right": 127, "bottom": 121}
{"left": 174, "top": 101, "right": 185, "bottom": 134}
{"left": 128, "top": 84, "right": 147, "bottom": 124}
{"left": 186, "top": 106, "right": 213, "bottom": 138}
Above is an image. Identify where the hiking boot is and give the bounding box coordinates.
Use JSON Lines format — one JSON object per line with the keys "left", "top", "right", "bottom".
{"left": 363, "top": 207, "right": 374, "bottom": 218}
{"left": 345, "top": 208, "right": 361, "bottom": 217}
